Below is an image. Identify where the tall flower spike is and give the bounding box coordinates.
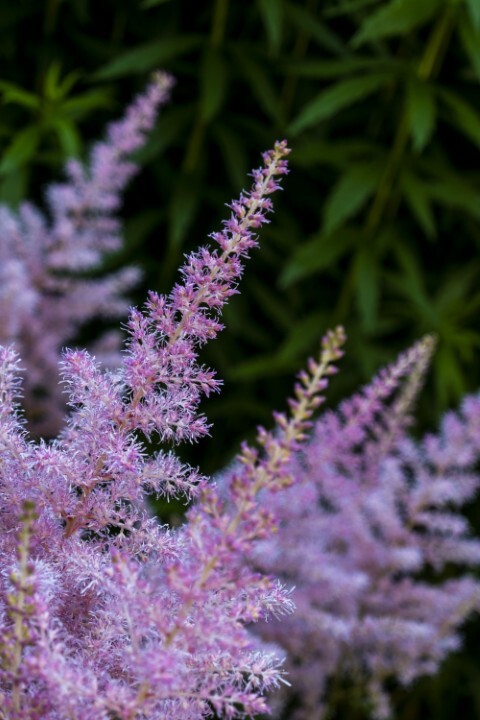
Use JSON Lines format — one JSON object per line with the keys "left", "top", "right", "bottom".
{"left": 243, "top": 336, "right": 480, "bottom": 720}
{"left": 0, "top": 71, "right": 173, "bottom": 436}
{"left": 0, "top": 142, "right": 294, "bottom": 719}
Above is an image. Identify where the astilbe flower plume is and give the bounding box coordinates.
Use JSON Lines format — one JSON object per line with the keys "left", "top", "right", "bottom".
{"left": 241, "top": 336, "right": 480, "bottom": 719}
{"left": 0, "top": 140, "right": 348, "bottom": 720}
{"left": 0, "top": 71, "right": 173, "bottom": 436}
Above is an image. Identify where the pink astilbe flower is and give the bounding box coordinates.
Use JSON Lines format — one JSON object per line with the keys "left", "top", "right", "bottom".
{"left": 0, "top": 71, "right": 173, "bottom": 436}
{"left": 242, "top": 336, "right": 480, "bottom": 720}
{"left": 0, "top": 141, "right": 350, "bottom": 720}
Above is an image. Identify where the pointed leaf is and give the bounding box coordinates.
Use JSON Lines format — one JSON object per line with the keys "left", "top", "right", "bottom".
{"left": 200, "top": 48, "right": 228, "bottom": 122}
{"left": 232, "top": 48, "right": 283, "bottom": 121}
{"left": 400, "top": 169, "right": 436, "bottom": 238}
{"left": 354, "top": 247, "right": 379, "bottom": 332}
{"left": 0, "top": 126, "right": 41, "bottom": 175}
{"left": 439, "top": 89, "right": 480, "bottom": 149}
{"left": 284, "top": 1, "right": 346, "bottom": 54}
{"left": 280, "top": 228, "right": 358, "bottom": 286}
{"left": 406, "top": 78, "right": 436, "bottom": 152}
{"left": 289, "top": 74, "right": 388, "bottom": 135}
{"left": 93, "top": 36, "right": 202, "bottom": 80}
{"left": 257, "top": 0, "right": 283, "bottom": 55}
{"left": 466, "top": 0, "right": 480, "bottom": 29}
{"left": 352, "top": 0, "right": 441, "bottom": 46}
{"left": 458, "top": 13, "right": 480, "bottom": 81}
{"left": 324, "top": 163, "right": 380, "bottom": 235}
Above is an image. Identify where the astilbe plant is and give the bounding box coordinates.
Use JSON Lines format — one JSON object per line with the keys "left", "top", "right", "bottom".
{"left": 0, "top": 140, "right": 346, "bottom": 719}
{"left": 238, "top": 336, "right": 480, "bottom": 719}
{"left": 0, "top": 71, "right": 173, "bottom": 437}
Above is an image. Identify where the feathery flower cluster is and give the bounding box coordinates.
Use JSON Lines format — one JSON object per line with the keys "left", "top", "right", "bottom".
{"left": 0, "top": 72, "right": 173, "bottom": 436}
{"left": 244, "top": 336, "right": 480, "bottom": 719}
{"left": 0, "top": 140, "right": 349, "bottom": 720}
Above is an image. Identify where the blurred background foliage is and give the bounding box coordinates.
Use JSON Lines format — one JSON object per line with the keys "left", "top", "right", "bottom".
{"left": 1, "top": 0, "right": 480, "bottom": 715}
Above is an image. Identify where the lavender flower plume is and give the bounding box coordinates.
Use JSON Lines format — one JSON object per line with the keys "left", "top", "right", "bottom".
{"left": 0, "top": 71, "right": 173, "bottom": 436}
{"left": 243, "top": 336, "right": 480, "bottom": 719}
{"left": 0, "top": 142, "right": 306, "bottom": 719}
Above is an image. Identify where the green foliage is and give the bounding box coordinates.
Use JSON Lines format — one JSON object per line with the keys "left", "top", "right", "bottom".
{"left": 1, "top": 3, "right": 480, "bottom": 712}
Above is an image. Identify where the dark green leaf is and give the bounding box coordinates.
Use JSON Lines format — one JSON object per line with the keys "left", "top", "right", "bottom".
{"left": 352, "top": 0, "right": 441, "bottom": 47}
{"left": 0, "top": 81, "right": 39, "bottom": 110}
{"left": 324, "top": 0, "right": 383, "bottom": 17}
{"left": 280, "top": 228, "right": 358, "bottom": 286}
{"left": 283, "top": 57, "right": 400, "bottom": 78}
{"left": 278, "top": 311, "right": 330, "bottom": 361}
{"left": 466, "top": 0, "right": 480, "bottom": 29}
{"left": 354, "top": 247, "right": 379, "bottom": 332}
{"left": 400, "top": 169, "right": 436, "bottom": 238}
{"left": 0, "top": 166, "right": 27, "bottom": 206}
{"left": 215, "top": 125, "right": 248, "bottom": 189}
{"left": 168, "top": 175, "right": 201, "bottom": 249}
{"left": 292, "top": 138, "right": 378, "bottom": 168}
{"left": 248, "top": 276, "right": 293, "bottom": 331}
{"left": 0, "top": 125, "right": 41, "bottom": 175}
{"left": 257, "top": 0, "right": 283, "bottom": 55}
{"left": 458, "top": 13, "right": 480, "bottom": 81}
{"left": 289, "top": 74, "right": 388, "bottom": 135}
{"left": 428, "top": 175, "right": 480, "bottom": 219}
{"left": 231, "top": 48, "right": 283, "bottom": 122}
{"left": 324, "top": 163, "right": 380, "bottom": 234}
{"left": 200, "top": 48, "right": 228, "bottom": 122}
{"left": 60, "top": 90, "right": 113, "bottom": 119}
{"left": 406, "top": 78, "right": 436, "bottom": 152}
{"left": 439, "top": 88, "right": 480, "bottom": 149}
{"left": 284, "top": 1, "right": 347, "bottom": 55}
{"left": 93, "top": 36, "right": 202, "bottom": 80}
{"left": 141, "top": 0, "right": 172, "bottom": 7}
{"left": 50, "top": 117, "right": 82, "bottom": 157}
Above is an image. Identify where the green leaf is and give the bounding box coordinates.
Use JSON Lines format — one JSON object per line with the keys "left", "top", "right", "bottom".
{"left": 278, "top": 311, "right": 330, "bottom": 361}
{"left": 354, "top": 247, "right": 379, "bottom": 332}
{"left": 292, "top": 138, "right": 378, "bottom": 168}
{"left": 284, "top": 1, "right": 347, "bottom": 54}
{"left": 400, "top": 169, "right": 436, "bottom": 238}
{"left": 324, "top": 0, "right": 383, "bottom": 17}
{"left": 283, "top": 57, "right": 399, "bottom": 78}
{"left": 215, "top": 125, "right": 248, "bottom": 189}
{"left": 289, "top": 74, "right": 388, "bottom": 135}
{"left": 428, "top": 175, "right": 480, "bottom": 219}
{"left": 0, "top": 125, "right": 41, "bottom": 175}
{"left": 232, "top": 48, "right": 282, "bottom": 121}
{"left": 257, "top": 0, "right": 283, "bottom": 55}
{"left": 0, "top": 166, "right": 28, "bottom": 206}
{"left": 0, "top": 81, "right": 39, "bottom": 110}
{"left": 406, "top": 78, "right": 436, "bottom": 152}
{"left": 93, "top": 36, "right": 202, "bottom": 80}
{"left": 324, "top": 163, "right": 380, "bottom": 235}
{"left": 60, "top": 90, "right": 113, "bottom": 119}
{"left": 466, "top": 0, "right": 480, "bottom": 29}
{"left": 280, "top": 228, "right": 358, "bottom": 286}
{"left": 141, "top": 0, "right": 172, "bottom": 7}
{"left": 168, "top": 175, "right": 201, "bottom": 249}
{"left": 248, "top": 276, "right": 293, "bottom": 331}
{"left": 200, "top": 48, "right": 228, "bottom": 122}
{"left": 352, "top": 0, "right": 441, "bottom": 47}
{"left": 458, "top": 13, "right": 480, "bottom": 81}
{"left": 439, "top": 89, "right": 480, "bottom": 149}
{"left": 50, "top": 117, "right": 82, "bottom": 157}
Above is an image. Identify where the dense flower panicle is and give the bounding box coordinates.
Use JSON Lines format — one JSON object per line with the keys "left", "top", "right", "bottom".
{"left": 0, "top": 141, "right": 305, "bottom": 719}
{"left": 244, "top": 336, "right": 480, "bottom": 719}
{"left": 0, "top": 72, "right": 173, "bottom": 436}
